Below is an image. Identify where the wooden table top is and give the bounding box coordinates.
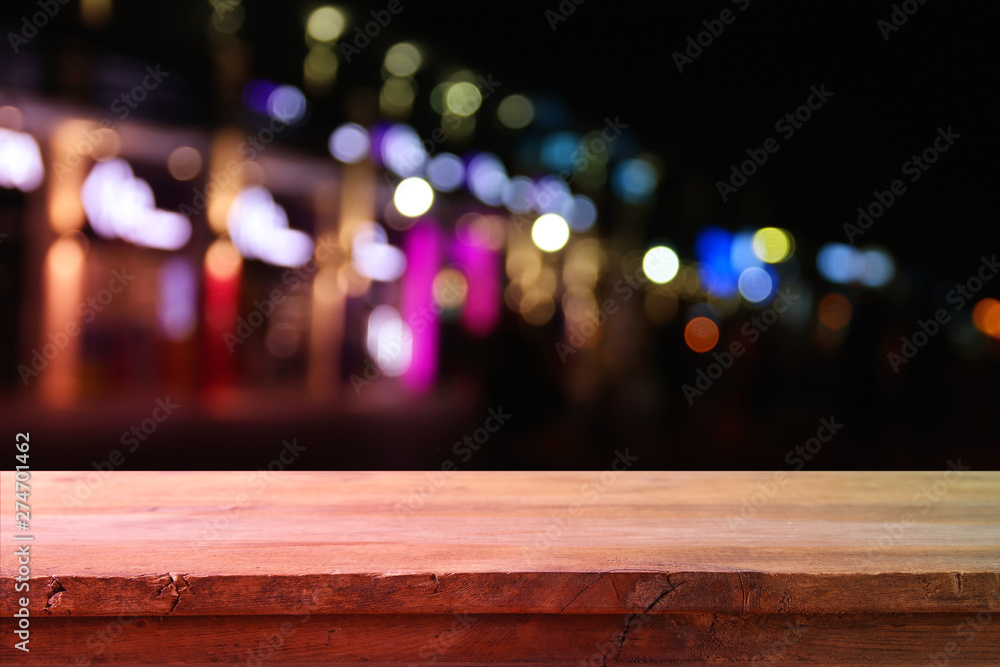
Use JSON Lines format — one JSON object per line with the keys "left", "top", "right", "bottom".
{"left": 2, "top": 471, "right": 998, "bottom": 617}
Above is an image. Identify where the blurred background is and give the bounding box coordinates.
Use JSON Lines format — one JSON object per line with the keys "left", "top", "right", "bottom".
{"left": 1, "top": 0, "right": 997, "bottom": 471}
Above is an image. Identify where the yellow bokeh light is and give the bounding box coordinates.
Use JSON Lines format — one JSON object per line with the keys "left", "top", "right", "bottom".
{"left": 305, "top": 44, "right": 339, "bottom": 75}
{"left": 306, "top": 6, "right": 345, "bottom": 41}
{"left": 520, "top": 289, "right": 555, "bottom": 326}
{"left": 384, "top": 42, "right": 421, "bottom": 77}
{"left": 497, "top": 94, "right": 534, "bottom": 129}
{"left": 445, "top": 82, "right": 482, "bottom": 117}
{"left": 380, "top": 76, "right": 417, "bottom": 109}
{"left": 752, "top": 227, "right": 793, "bottom": 263}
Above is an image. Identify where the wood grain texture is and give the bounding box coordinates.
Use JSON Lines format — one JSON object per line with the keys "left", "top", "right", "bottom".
{"left": 2, "top": 471, "right": 999, "bottom": 619}
{"left": 2, "top": 612, "right": 998, "bottom": 665}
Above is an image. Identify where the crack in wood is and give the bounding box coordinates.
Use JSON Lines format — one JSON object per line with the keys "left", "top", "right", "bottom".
{"left": 558, "top": 572, "right": 606, "bottom": 614}
{"left": 605, "top": 575, "right": 686, "bottom": 665}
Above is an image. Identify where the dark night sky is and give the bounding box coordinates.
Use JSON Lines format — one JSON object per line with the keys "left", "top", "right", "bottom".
{"left": 4, "top": 0, "right": 995, "bottom": 280}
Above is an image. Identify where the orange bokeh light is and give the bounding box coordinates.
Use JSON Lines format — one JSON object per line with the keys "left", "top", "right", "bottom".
{"left": 972, "top": 298, "right": 1000, "bottom": 339}
{"left": 818, "top": 293, "right": 852, "bottom": 330}
{"left": 684, "top": 317, "right": 719, "bottom": 353}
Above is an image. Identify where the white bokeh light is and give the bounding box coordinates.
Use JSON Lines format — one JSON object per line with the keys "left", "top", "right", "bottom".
{"left": 531, "top": 213, "right": 570, "bottom": 253}
{"left": 393, "top": 177, "right": 434, "bottom": 217}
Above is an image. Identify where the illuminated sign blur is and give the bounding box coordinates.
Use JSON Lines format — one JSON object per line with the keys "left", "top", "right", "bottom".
{"left": 0, "top": 128, "right": 44, "bottom": 192}
{"left": 81, "top": 159, "right": 191, "bottom": 250}
{"left": 226, "top": 186, "right": 314, "bottom": 268}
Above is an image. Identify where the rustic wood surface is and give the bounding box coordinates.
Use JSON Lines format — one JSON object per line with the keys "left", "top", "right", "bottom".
{"left": 2, "top": 471, "right": 998, "bottom": 617}
{"left": 4, "top": 612, "right": 999, "bottom": 665}
{"left": 1, "top": 471, "right": 998, "bottom": 664}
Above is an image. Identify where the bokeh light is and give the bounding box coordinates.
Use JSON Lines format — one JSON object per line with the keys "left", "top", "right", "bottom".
{"left": 166, "top": 146, "right": 202, "bottom": 181}
{"left": 0, "top": 127, "right": 45, "bottom": 191}
{"left": 328, "top": 123, "right": 370, "bottom": 163}
{"left": 502, "top": 176, "right": 535, "bottom": 214}
{"left": 612, "top": 158, "right": 657, "bottom": 203}
{"left": 816, "top": 243, "right": 865, "bottom": 284}
{"left": 304, "top": 45, "right": 339, "bottom": 89}
{"left": 752, "top": 227, "right": 793, "bottom": 263}
{"left": 696, "top": 227, "right": 739, "bottom": 298}
{"left": 366, "top": 305, "right": 412, "bottom": 377}
{"left": 541, "top": 132, "right": 580, "bottom": 172}
{"left": 531, "top": 213, "right": 570, "bottom": 253}
{"left": 972, "top": 298, "right": 1000, "bottom": 339}
{"left": 642, "top": 246, "right": 680, "bottom": 284}
{"left": 445, "top": 82, "right": 482, "bottom": 117}
{"left": 266, "top": 85, "right": 307, "bottom": 125}
{"left": 684, "top": 317, "right": 720, "bottom": 353}
{"left": 497, "top": 94, "right": 534, "bottom": 129}
{"left": 205, "top": 238, "right": 242, "bottom": 281}
{"left": 351, "top": 222, "right": 406, "bottom": 282}
{"left": 380, "top": 76, "right": 417, "bottom": 113}
{"left": 818, "top": 293, "right": 852, "bottom": 330}
{"left": 566, "top": 195, "right": 597, "bottom": 232}
{"left": 384, "top": 42, "right": 422, "bottom": 76}
{"left": 860, "top": 248, "right": 895, "bottom": 287}
{"left": 381, "top": 124, "right": 427, "bottom": 177}
{"left": 426, "top": 153, "right": 464, "bottom": 192}
{"left": 432, "top": 267, "right": 469, "bottom": 309}
{"left": 738, "top": 266, "right": 775, "bottom": 303}
{"left": 393, "top": 177, "right": 434, "bottom": 217}
{"left": 306, "top": 6, "right": 345, "bottom": 42}
{"left": 467, "top": 153, "right": 507, "bottom": 206}
{"left": 533, "top": 175, "right": 572, "bottom": 215}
